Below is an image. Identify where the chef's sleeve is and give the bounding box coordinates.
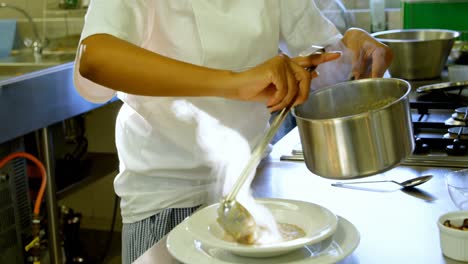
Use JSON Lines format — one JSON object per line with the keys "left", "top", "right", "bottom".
{"left": 279, "top": 0, "right": 358, "bottom": 90}
{"left": 279, "top": 0, "right": 342, "bottom": 57}
{"left": 73, "top": 0, "right": 149, "bottom": 103}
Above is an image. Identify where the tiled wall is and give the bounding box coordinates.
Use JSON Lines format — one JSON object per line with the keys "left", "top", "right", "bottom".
{"left": 0, "top": 0, "right": 44, "bottom": 18}
{"left": 0, "top": 0, "right": 84, "bottom": 42}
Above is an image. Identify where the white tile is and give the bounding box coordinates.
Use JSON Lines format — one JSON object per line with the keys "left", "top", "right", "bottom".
{"left": 387, "top": 9, "right": 402, "bottom": 30}
{"left": 0, "top": 0, "right": 27, "bottom": 19}
{"left": 25, "top": 0, "right": 46, "bottom": 18}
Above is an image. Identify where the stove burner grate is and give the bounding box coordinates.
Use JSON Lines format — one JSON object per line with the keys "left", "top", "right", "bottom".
{"left": 444, "top": 127, "right": 468, "bottom": 140}
{"left": 404, "top": 79, "right": 468, "bottom": 166}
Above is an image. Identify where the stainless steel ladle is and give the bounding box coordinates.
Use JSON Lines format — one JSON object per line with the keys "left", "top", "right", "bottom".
{"left": 217, "top": 47, "right": 324, "bottom": 242}
{"left": 332, "top": 175, "right": 433, "bottom": 189}
{"left": 217, "top": 106, "right": 292, "bottom": 243}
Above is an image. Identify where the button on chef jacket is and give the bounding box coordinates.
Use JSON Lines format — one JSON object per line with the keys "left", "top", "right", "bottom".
{"left": 74, "top": 0, "right": 341, "bottom": 223}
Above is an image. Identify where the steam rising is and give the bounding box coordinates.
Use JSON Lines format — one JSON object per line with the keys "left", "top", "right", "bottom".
{"left": 173, "top": 100, "right": 282, "bottom": 244}
{"left": 311, "top": 41, "right": 354, "bottom": 90}
{"left": 315, "top": 0, "right": 354, "bottom": 34}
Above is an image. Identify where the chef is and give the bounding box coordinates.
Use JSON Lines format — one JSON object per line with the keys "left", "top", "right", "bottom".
{"left": 73, "top": 0, "right": 392, "bottom": 263}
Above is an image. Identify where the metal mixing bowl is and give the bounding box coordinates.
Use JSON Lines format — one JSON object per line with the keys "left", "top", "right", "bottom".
{"left": 293, "top": 78, "right": 414, "bottom": 179}
{"left": 372, "top": 29, "right": 460, "bottom": 80}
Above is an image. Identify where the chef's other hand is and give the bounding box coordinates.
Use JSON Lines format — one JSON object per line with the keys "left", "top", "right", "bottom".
{"left": 342, "top": 28, "right": 393, "bottom": 79}
{"left": 236, "top": 52, "right": 341, "bottom": 112}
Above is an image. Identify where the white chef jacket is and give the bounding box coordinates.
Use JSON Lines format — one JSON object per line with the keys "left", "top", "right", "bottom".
{"left": 74, "top": 0, "right": 341, "bottom": 223}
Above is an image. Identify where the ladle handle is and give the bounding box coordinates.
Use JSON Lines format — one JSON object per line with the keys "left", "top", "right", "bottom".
{"left": 225, "top": 106, "right": 291, "bottom": 202}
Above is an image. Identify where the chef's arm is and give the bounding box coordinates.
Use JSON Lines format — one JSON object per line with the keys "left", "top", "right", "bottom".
{"left": 78, "top": 34, "right": 239, "bottom": 99}
{"left": 78, "top": 34, "right": 340, "bottom": 111}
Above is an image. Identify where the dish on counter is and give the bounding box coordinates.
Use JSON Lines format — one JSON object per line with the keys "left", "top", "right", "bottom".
{"left": 183, "top": 198, "right": 338, "bottom": 258}
{"left": 166, "top": 215, "right": 359, "bottom": 264}
{"left": 446, "top": 169, "right": 468, "bottom": 210}
{"left": 437, "top": 211, "right": 468, "bottom": 261}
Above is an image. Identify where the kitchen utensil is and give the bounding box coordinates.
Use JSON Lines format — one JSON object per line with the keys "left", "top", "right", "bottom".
{"left": 446, "top": 169, "right": 468, "bottom": 210}
{"left": 372, "top": 29, "right": 460, "bottom": 80}
{"left": 217, "top": 106, "right": 291, "bottom": 243}
{"left": 437, "top": 211, "right": 468, "bottom": 262}
{"left": 293, "top": 78, "right": 414, "bottom": 179}
{"left": 332, "top": 175, "right": 433, "bottom": 189}
{"left": 187, "top": 198, "right": 338, "bottom": 258}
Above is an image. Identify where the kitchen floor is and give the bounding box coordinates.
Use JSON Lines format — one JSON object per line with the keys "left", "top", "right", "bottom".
{"left": 78, "top": 229, "right": 122, "bottom": 264}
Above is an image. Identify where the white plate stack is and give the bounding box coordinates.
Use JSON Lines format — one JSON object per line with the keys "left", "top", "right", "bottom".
{"left": 166, "top": 198, "right": 360, "bottom": 264}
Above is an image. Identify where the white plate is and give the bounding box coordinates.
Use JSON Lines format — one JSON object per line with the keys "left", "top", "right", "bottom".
{"left": 185, "top": 198, "right": 339, "bottom": 257}
{"left": 167, "top": 215, "right": 360, "bottom": 264}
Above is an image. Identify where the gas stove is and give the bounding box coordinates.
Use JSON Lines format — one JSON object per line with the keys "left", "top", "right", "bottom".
{"left": 402, "top": 78, "right": 468, "bottom": 167}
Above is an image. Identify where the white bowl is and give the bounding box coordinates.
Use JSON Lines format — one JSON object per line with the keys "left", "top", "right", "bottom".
{"left": 185, "top": 198, "right": 338, "bottom": 258}
{"left": 437, "top": 211, "right": 468, "bottom": 261}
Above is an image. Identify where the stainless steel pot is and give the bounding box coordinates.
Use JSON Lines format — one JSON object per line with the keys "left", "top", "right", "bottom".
{"left": 371, "top": 29, "right": 460, "bottom": 80}
{"left": 293, "top": 78, "right": 414, "bottom": 179}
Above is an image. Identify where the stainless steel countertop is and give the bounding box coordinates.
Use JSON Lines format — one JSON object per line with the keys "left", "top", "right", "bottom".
{"left": 137, "top": 127, "right": 464, "bottom": 264}
{"left": 0, "top": 49, "right": 75, "bottom": 82}
{"left": 253, "top": 127, "right": 462, "bottom": 264}
{"left": 0, "top": 62, "right": 118, "bottom": 144}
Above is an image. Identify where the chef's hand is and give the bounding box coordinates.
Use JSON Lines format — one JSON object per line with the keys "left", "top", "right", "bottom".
{"left": 341, "top": 28, "right": 393, "bottom": 79}
{"left": 236, "top": 52, "right": 341, "bottom": 112}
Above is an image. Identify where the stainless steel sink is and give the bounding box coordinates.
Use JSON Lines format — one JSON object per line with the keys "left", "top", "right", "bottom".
{"left": 0, "top": 49, "right": 76, "bottom": 80}
{"left": 0, "top": 65, "right": 55, "bottom": 81}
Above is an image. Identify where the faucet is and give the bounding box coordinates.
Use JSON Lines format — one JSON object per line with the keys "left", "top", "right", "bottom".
{"left": 0, "top": 2, "right": 43, "bottom": 56}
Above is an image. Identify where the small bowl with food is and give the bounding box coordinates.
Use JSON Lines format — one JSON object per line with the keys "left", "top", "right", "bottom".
{"left": 437, "top": 211, "right": 468, "bottom": 261}
{"left": 185, "top": 198, "right": 338, "bottom": 258}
